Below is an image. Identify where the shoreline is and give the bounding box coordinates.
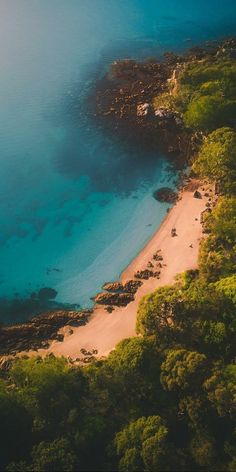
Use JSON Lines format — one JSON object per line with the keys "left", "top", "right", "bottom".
{"left": 33, "top": 178, "right": 214, "bottom": 361}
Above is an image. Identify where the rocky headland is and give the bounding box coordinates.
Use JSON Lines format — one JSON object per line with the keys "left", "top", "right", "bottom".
{"left": 90, "top": 38, "right": 236, "bottom": 160}
{"left": 0, "top": 309, "right": 92, "bottom": 356}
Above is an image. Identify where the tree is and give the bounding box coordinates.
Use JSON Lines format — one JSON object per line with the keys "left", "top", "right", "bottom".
{"left": 0, "top": 381, "right": 32, "bottom": 470}
{"left": 9, "top": 356, "right": 86, "bottom": 436}
{"left": 160, "top": 349, "right": 207, "bottom": 391}
{"left": 190, "top": 432, "right": 217, "bottom": 468}
{"left": 199, "top": 197, "right": 236, "bottom": 280}
{"left": 192, "top": 128, "right": 236, "bottom": 189}
{"left": 114, "top": 416, "right": 175, "bottom": 471}
{"left": 136, "top": 286, "right": 182, "bottom": 337}
{"left": 215, "top": 275, "right": 236, "bottom": 305}
{"left": 179, "top": 59, "right": 236, "bottom": 130}
{"left": 184, "top": 95, "right": 224, "bottom": 130}
{"left": 105, "top": 337, "right": 162, "bottom": 417}
{"left": 31, "top": 438, "right": 77, "bottom": 471}
{"left": 107, "top": 337, "right": 156, "bottom": 375}
{"left": 203, "top": 364, "right": 236, "bottom": 419}
{"left": 202, "top": 320, "right": 226, "bottom": 347}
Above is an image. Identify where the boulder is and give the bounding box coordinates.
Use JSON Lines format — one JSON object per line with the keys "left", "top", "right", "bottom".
{"left": 106, "top": 306, "right": 114, "bottom": 313}
{"left": 193, "top": 190, "right": 202, "bottom": 199}
{"left": 137, "top": 103, "right": 149, "bottom": 117}
{"left": 155, "top": 107, "right": 171, "bottom": 118}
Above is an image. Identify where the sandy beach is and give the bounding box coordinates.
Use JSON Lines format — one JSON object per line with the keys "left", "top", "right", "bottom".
{"left": 36, "top": 179, "right": 212, "bottom": 360}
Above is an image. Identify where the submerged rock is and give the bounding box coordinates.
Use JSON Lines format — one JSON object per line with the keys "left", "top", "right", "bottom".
{"left": 38, "top": 287, "right": 58, "bottom": 300}
{"left": 153, "top": 187, "right": 178, "bottom": 203}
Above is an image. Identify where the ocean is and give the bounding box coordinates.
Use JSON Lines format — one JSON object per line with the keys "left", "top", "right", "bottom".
{"left": 0, "top": 0, "right": 236, "bottom": 322}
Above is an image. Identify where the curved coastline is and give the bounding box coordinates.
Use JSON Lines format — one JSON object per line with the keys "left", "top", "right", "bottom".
{"left": 32, "top": 178, "right": 215, "bottom": 360}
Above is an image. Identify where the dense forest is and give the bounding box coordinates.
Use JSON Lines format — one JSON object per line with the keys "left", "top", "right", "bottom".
{"left": 0, "top": 50, "right": 236, "bottom": 471}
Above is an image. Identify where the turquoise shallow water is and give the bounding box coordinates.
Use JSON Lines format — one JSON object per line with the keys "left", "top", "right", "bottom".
{"left": 0, "top": 0, "right": 236, "bottom": 322}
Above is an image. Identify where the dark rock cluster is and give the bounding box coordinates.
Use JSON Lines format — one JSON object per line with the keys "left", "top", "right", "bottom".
{"left": 91, "top": 55, "right": 191, "bottom": 158}
{"left": 102, "top": 280, "right": 142, "bottom": 294}
{"left": 134, "top": 269, "right": 160, "bottom": 280}
{"left": 94, "top": 292, "right": 135, "bottom": 307}
{"left": 94, "top": 279, "right": 143, "bottom": 308}
{"left": 0, "top": 310, "right": 92, "bottom": 356}
{"left": 153, "top": 252, "right": 163, "bottom": 261}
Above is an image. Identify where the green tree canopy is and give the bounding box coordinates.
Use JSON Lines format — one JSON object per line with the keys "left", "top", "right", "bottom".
{"left": 204, "top": 364, "right": 236, "bottom": 419}
{"left": 30, "top": 438, "right": 77, "bottom": 472}
{"left": 192, "top": 127, "right": 236, "bottom": 189}
{"left": 160, "top": 349, "right": 207, "bottom": 391}
{"left": 215, "top": 275, "right": 236, "bottom": 305}
{"left": 114, "top": 415, "right": 174, "bottom": 471}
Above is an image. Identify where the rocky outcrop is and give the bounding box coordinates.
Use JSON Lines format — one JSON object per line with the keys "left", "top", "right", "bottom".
{"left": 154, "top": 108, "right": 183, "bottom": 126}
{"left": 123, "top": 280, "right": 143, "bottom": 293}
{"left": 91, "top": 54, "right": 193, "bottom": 159}
{"left": 102, "top": 282, "right": 123, "bottom": 292}
{"left": 153, "top": 187, "right": 178, "bottom": 203}
{"left": 0, "top": 310, "right": 92, "bottom": 356}
{"left": 89, "top": 38, "right": 236, "bottom": 161}
{"left": 94, "top": 292, "right": 134, "bottom": 307}
{"left": 103, "top": 279, "right": 142, "bottom": 294}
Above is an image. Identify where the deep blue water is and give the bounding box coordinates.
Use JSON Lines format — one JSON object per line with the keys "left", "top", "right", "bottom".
{"left": 0, "top": 0, "right": 236, "bottom": 322}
